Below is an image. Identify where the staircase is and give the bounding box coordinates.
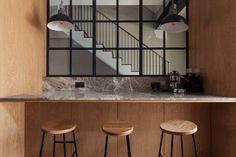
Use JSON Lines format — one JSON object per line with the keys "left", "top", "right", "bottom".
{"left": 64, "top": 5, "right": 170, "bottom": 75}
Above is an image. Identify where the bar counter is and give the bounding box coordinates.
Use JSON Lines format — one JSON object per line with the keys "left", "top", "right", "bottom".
{"left": 1, "top": 90, "right": 235, "bottom": 103}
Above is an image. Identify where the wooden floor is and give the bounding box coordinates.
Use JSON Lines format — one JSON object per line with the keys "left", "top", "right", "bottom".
{"left": 25, "top": 102, "right": 211, "bottom": 157}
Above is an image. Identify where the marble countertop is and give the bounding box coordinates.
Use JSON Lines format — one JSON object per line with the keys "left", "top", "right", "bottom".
{"left": 0, "top": 90, "right": 236, "bottom": 103}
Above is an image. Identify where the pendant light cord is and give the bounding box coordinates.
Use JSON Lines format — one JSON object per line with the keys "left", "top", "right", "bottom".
{"left": 58, "top": 0, "right": 64, "bottom": 14}
{"left": 170, "top": 0, "right": 177, "bottom": 14}
{"left": 59, "top": 0, "right": 63, "bottom": 9}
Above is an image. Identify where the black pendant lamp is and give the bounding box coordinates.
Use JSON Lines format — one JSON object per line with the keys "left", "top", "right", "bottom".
{"left": 47, "top": 0, "right": 74, "bottom": 31}
{"left": 160, "top": 0, "right": 188, "bottom": 33}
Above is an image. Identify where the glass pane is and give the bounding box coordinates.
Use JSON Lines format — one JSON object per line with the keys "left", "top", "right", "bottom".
{"left": 97, "top": 0, "right": 116, "bottom": 21}
{"left": 49, "top": 0, "right": 70, "bottom": 48}
{"left": 96, "top": 50, "right": 117, "bottom": 75}
{"left": 72, "top": 50, "right": 93, "bottom": 75}
{"left": 49, "top": 50, "right": 70, "bottom": 75}
{"left": 119, "top": 2, "right": 139, "bottom": 20}
{"left": 119, "top": 50, "right": 140, "bottom": 75}
{"left": 166, "top": 50, "right": 186, "bottom": 75}
{"left": 49, "top": 30, "right": 70, "bottom": 48}
{"left": 179, "top": 6, "right": 186, "bottom": 18}
{"left": 143, "top": 22, "right": 163, "bottom": 47}
{"left": 50, "top": 0, "right": 70, "bottom": 17}
{"left": 143, "top": 49, "right": 164, "bottom": 75}
{"left": 119, "top": 23, "right": 139, "bottom": 48}
{"left": 166, "top": 32, "right": 186, "bottom": 47}
{"left": 72, "top": 22, "right": 93, "bottom": 48}
{"left": 72, "top": 0, "right": 93, "bottom": 21}
{"left": 143, "top": 0, "right": 163, "bottom": 20}
{"left": 96, "top": 23, "right": 117, "bottom": 48}
{"left": 165, "top": 7, "right": 187, "bottom": 48}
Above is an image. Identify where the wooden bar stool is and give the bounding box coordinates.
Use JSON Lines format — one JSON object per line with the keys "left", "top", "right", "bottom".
{"left": 102, "top": 121, "right": 134, "bottom": 157}
{"left": 39, "top": 120, "right": 78, "bottom": 157}
{"left": 158, "top": 120, "right": 198, "bottom": 157}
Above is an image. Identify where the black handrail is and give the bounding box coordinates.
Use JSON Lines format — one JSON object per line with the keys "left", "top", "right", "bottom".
{"left": 94, "top": 7, "right": 167, "bottom": 60}
{"left": 66, "top": 5, "right": 170, "bottom": 74}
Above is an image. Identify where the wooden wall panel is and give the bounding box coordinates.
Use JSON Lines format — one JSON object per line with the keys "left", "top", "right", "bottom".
{"left": 25, "top": 102, "right": 212, "bottom": 157}
{"left": 117, "top": 102, "right": 164, "bottom": 157}
{"left": 71, "top": 102, "right": 118, "bottom": 157}
{"left": 0, "top": 102, "right": 25, "bottom": 157}
{"left": 211, "top": 104, "right": 236, "bottom": 157}
{"left": 164, "top": 103, "right": 211, "bottom": 157}
{"left": 25, "top": 102, "right": 71, "bottom": 157}
{"left": 189, "top": 0, "right": 236, "bottom": 156}
{"left": 0, "top": 0, "right": 46, "bottom": 97}
{"left": 189, "top": 0, "right": 236, "bottom": 97}
{"left": 0, "top": 0, "right": 46, "bottom": 156}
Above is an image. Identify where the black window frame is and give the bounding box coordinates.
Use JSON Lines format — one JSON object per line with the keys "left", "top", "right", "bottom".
{"left": 47, "top": 0, "right": 189, "bottom": 77}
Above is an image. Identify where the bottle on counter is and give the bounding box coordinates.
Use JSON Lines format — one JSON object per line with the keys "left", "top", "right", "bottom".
{"left": 185, "top": 68, "right": 193, "bottom": 92}
{"left": 185, "top": 68, "right": 203, "bottom": 93}
{"left": 169, "top": 70, "right": 181, "bottom": 92}
{"left": 191, "top": 68, "right": 203, "bottom": 93}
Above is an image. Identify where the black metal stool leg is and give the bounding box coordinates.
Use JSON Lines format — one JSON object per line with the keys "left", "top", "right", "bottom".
{"left": 126, "top": 135, "right": 132, "bottom": 157}
{"left": 192, "top": 134, "right": 198, "bottom": 157}
{"left": 72, "top": 131, "right": 79, "bottom": 157}
{"left": 170, "top": 135, "right": 174, "bottom": 157}
{"left": 180, "top": 136, "right": 184, "bottom": 157}
{"left": 158, "top": 131, "right": 164, "bottom": 157}
{"left": 39, "top": 131, "right": 45, "bottom": 157}
{"left": 104, "top": 134, "right": 109, "bottom": 157}
{"left": 53, "top": 135, "right": 56, "bottom": 157}
{"left": 63, "top": 134, "right": 67, "bottom": 157}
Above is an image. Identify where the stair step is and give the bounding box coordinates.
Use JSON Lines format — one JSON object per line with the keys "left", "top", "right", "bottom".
{"left": 65, "top": 29, "right": 140, "bottom": 75}
{"left": 96, "top": 45, "right": 104, "bottom": 48}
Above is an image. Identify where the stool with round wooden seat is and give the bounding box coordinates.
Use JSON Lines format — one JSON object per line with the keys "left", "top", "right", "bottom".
{"left": 102, "top": 121, "right": 134, "bottom": 157}
{"left": 158, "top": 120, "right": 198, "bottom": 157}
{"left": 39, "top": 120, "right": 78, "bottom": 157}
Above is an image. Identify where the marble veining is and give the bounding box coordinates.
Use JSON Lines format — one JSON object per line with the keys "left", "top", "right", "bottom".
{"left": 1, "top": 77, "right": 235, "bottom": 102}
{"left": 43, "top": 77, "right": 169, "bottom": 92}
{"left": 1, "top": 91, "right": 236, "bottom": 102}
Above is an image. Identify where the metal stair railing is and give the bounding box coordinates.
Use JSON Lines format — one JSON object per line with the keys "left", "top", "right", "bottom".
{"left": 65, "top": 5, "right": 170, "bottom": 74}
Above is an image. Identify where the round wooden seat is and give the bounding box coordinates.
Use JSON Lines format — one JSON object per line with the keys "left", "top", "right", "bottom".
{"left": 160, "top": 120, "right": 197, "bottom": 135}
{"left": 41, "top": 120, "right": 77, "bottom": 135}
{"left": 102, "top": 121, "right": 134, "bottom": 136}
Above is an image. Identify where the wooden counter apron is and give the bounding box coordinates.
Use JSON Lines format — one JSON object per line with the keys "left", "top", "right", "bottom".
{"left": 24, "top": 101, "right": 212, "bottom": 157}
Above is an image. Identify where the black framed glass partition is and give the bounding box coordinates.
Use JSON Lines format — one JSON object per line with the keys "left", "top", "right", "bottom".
{"left": 47, "top": 0, "right": 188, "bottom": 76}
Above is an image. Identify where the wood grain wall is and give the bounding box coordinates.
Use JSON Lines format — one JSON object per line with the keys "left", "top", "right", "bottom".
{"left": 25, "top": 102, "right": 210, "bottom": 157}
{"left": 0, "top": 103, "right": 25, "bottom": 157}
{"left": 0, "top": 0, "right": 46, "bottom": 156}
{"left": 189, "top": 0, "right": 236, "bottom": 96}
{"left": 189, "top": 0, "right": 236, "bottom": 156}
{"left": 0, "top": 0, "right": 46, "bottom": 97}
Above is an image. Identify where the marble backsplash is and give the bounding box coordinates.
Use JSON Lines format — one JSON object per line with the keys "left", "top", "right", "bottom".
{"left": 43, "top": 77, "right": 169, "bottom": 92}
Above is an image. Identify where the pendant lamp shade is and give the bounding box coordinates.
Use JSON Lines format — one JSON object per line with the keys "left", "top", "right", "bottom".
{"left": 47, "top": 0, "right": 74, "bottom": 31}
{"left": 160, "top": 14, "right": 188, "bottom": 33}
{"left": 160, "top": 0, "right": 188, "bottom": 33}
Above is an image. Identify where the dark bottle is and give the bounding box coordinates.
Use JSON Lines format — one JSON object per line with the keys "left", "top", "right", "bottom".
{"left": 191, "top": 68, "right": 203, "bottom": 93}
{"left": 185, "top": 68, "right": 193, "bottom": 92}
